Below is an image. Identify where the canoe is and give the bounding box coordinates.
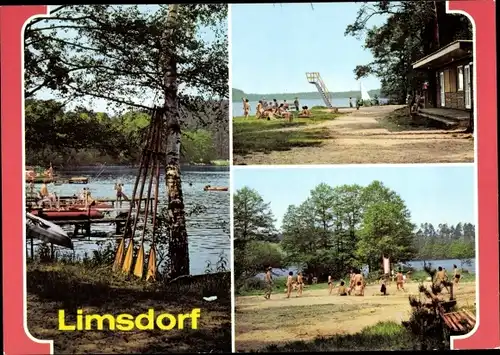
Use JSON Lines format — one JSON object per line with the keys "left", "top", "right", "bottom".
{"left": 203, "top": 186, "right": 229, "bottom": 192}
{"left": 29, "top": 209, "right": 105, "bottom": 221}
{"left": 26, "top": 213, "right": 73, "bottom": 249}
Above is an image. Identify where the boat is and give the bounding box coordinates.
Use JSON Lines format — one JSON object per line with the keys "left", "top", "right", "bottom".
{"left": 68, "top": 176, "right": 89, "bottom": 184}
{"left": 26, "top": 212, "right": 73, "bottom": 249}
{"left": 360, "top": 81, "right": 371, "bottom": 102}
{"left": 203, "top": 185, "right": 229, "bottom": 192}
{"left": 29, "top": 209, "right": 105, "bottom": 221}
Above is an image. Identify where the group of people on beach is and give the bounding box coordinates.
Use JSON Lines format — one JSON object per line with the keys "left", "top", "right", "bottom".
{"left": 242, "top": 97, "right": 312, "bottom": 121}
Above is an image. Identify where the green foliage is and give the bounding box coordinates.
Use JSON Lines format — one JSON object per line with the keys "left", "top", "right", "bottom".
{"left": 182, "top": 129, "right": 217, "bottom": 164}
{"left": 345, "top": 2, "right": 472, "bottom": 102}
{"left": 261, "top": 321, "right": 418, "bottom": 352}
{"left": 233, "top": 87, "right": 382, "bottom": 102}
{"left": 233, "top": 187, "right": 283, "bottom": 289}
{"left": 24, "top": 99, "right": 224, "bottom": 165}
{"left": 413, "top": 222, "right": 475, "bottom": 263}
{"left": 281, "top": 181, "right": 416, "bottom": 279}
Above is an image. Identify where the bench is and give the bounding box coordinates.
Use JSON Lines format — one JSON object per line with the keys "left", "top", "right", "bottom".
{"left": 441, "top": 310, "right": 476, "bottom": 333}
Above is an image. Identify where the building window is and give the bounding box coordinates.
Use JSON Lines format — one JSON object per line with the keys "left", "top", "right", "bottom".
{"left": 457, "top": 66, "right": 464, "bottom": 91}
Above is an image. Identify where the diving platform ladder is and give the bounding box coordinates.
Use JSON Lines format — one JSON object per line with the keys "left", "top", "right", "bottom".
{"left": 306, "top": 72, "right": 334, "bottom": 109}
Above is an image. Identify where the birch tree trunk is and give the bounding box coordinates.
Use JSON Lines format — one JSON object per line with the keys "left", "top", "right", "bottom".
{"left": 162, "top": 4, "right": 190, "bottom": 278}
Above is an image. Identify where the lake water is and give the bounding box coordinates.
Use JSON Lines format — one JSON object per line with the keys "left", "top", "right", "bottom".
{"left": 257, "top": 258, "right": 476, "bottom": 279}
{"left": 232, "top": 97, "right": 389, "bottom": 117}
{"left": 28, "top": 168, "right": 230, "bottom": 276}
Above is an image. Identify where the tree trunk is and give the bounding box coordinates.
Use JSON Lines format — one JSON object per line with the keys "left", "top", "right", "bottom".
{"left": 162, "top": 4, "right": 190, "bottom": 279}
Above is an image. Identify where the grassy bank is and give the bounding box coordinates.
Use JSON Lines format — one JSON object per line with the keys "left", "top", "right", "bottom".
{"left": 257, "top": 321, "right": 418, "bottom": 352}
{"left": 27, "top": 262, "right": 231, "bottom": 353}
{"left": 376, "top": 107, "right": 460, "bottom": 132}
{"left": 237, "top": 270, "right": 476, "bottom": 296}
{"left": 233, "top": 108, "right": 340, "bottom": 158}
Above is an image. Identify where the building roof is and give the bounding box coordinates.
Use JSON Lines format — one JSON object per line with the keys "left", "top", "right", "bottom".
{"left": 412, "top": 40, "right": 473, "bottom": 70}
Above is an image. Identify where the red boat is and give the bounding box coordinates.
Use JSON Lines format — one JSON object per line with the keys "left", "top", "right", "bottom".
{"left": 30, "top": 209, "right": 105, "bottom": 221}
{"left": 67, "top": 202, "right": 114, "bottom": 210}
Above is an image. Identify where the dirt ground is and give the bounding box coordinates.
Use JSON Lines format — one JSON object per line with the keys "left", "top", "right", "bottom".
{"left": 235, "top": 281, "right": 476, "bottom": 351}
{"left": 234, "top": 105, "right": 474, "bottom": 165}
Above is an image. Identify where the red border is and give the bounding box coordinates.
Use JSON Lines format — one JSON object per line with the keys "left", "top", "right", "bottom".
{"left": 448, "top": 0, "right": 499, "bottom": 349}
{"left": 0, "top": 2, "right": 498, "bottom": 353}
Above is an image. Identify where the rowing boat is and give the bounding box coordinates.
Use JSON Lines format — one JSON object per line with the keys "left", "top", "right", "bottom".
{"left": 26, "top": 212, "right": 73, "bottom": 249}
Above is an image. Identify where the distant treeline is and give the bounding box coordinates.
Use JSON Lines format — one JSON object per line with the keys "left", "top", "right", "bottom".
{"left": 413, "top": 222, "right": 475, "bottom": 261}
{"left": 25, "top": 99, "right": 229, "bottom": 167}
{"left": 232, "top": 88, "right": 382, "bottom": 102}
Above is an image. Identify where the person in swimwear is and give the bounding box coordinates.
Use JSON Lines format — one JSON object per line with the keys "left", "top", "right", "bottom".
{"left": 352, "top": 271, "right": 365, "bottom": 296}
{"left": 396, "top": 270, "right": 405, "bottom": 291}
{"left": 242, "top": 98, "right": 250, "bottom": 118}
{"left": 264, "top": 266, "right": 273, "bottom": 300}
{"left": 286, "top": 271, "right": 294, "bottom": 299}
{"left": 255, "top": 101, "right": 263, "bottom": 119}
{"left": 453, "top": 264, "right": 462, "bottom": 285}
{"left": 296, "top": 272, "right": 304, "bottom": 297}
{"left": 434, "top": 266, "right": 449, "bottom": 293}
{"left": 115, "top": 182, "right": 124, "bottom": 207}
{"left": 348, "top": 269, "right": 355, "bottom": 294}
{"left": 380, "top": 279, "right": 387, "bottom": 295}
{"left": 328, "top": 274, "right": 334, "bottom": 295}
{"left": 298, "top": 106, "right": 311, "bottom": 118}
{"left": 338, "top": 281, "right": 348, "bottom": 296}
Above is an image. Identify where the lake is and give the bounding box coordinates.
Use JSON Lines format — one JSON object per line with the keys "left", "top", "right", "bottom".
{"left": 232, "top": 97, "right": 389, "bottom": 117}
{"left": 256, "top": 258, "right": 476, "bottom": 280}
{"left": 27, "top": 168, "right": 230, "bottom": 276}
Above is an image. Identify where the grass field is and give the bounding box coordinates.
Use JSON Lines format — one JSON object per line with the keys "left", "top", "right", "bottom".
{"left": 232, "top": 108, "right": 341, "bottom": 158}
{"left": 235, "top": 278, "right": 476, "bottom": 352}
{"left": 27, "top": 262, "right": 231, "bottom": 353}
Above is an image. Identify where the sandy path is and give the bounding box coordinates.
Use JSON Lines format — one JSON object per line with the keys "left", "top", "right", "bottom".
{"left": 235, "top": 281, "right": 476, "bottom": 351}
{"left": 234, "top": 105, "right": 474, "bottom": 165}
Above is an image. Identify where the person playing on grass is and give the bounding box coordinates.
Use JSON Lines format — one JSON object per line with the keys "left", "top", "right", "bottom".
{"left": 380, "top": 279, "right": 387, "bottom": 296}
{"left": 348, "top": 269, "right": 356, "bottom": 293}
{"left": 264, "top": 267, "right": 273, "bottom": 299}
{"left": 338, "top": 281, "right": 348, "bottom": 296}
{"left": 294, "top": 97, "right": 300, "bottom": 112}
{"left": 396, "top": 270, "right": 405, "bottom": 292}
{"left": 453, "top": 264, "right": 462, "bottom": 286}
{"left": 328, "top": 274, "right": 334, "bottom": 295}
{"left": 242, "top": 98, "right": 250, "bottom": 118}
{"left": 296, "top": 272, "right": 304, "bottom": 297}
{"left": 434, "top": 266, "right": 449, "bottom": 293}
{"left": 352, "top": 271, "right": 366, "bottom": 296}
{"left": 255, "top": 100, "right": 264, "bottom": 119}
{"left": 286, "top": 271, "right": 294, "bottom": 298}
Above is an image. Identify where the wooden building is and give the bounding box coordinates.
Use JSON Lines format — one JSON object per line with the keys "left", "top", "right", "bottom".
{"left": 412, "top": 40, "right": 473, "bottom": 127}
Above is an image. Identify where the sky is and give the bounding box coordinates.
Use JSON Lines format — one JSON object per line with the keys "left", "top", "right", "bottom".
{"left": 233, "top": 165, "right": 476, "bottom": 231}
{"left": 33, "top": 5, "right": 224, "bottom": 114}
{"left": 231, "top": 3, "right": 386, "bottom": 94}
